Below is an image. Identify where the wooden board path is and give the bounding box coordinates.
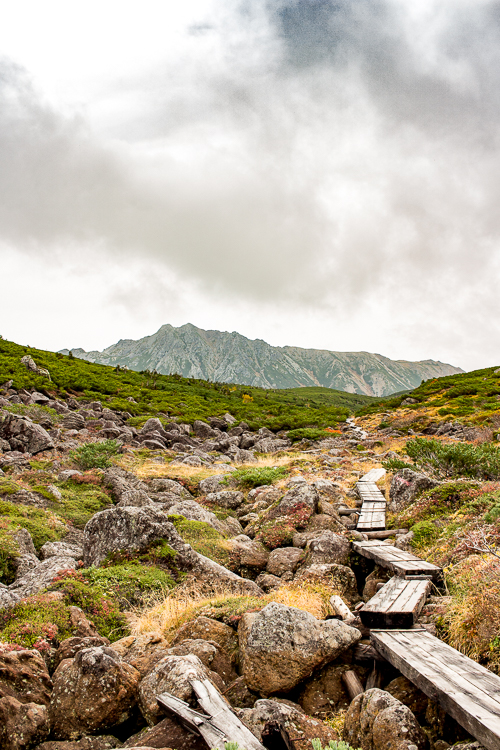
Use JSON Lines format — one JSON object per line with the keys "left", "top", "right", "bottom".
{"left": 352, "top": 540, "right": 442, "bottom": 579}
{"left": 359, "top": 576, "right": 431, "bottom": 628}
{"left": 356, "top": 473, "right": 386, "bottom": 532}
{"left": 371, "top": 629, "right": 500, "bottom": 750}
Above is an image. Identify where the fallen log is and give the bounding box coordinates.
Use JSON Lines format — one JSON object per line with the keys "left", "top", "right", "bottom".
{"left": 342, "top": 670, "right": 364, "bottom": 701}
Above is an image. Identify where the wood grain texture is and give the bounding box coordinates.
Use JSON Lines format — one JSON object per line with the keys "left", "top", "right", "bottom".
{"left": 371, "top": 629, "right": 500, "bottom": 750}
{"left": 360, "top": 577, "right": 431, "bottom": 628}
{"left": 352, "top": 541, "right": 442, "bottom": 579}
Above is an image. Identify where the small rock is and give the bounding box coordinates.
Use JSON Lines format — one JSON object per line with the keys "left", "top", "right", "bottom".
{"left": 266, "top": 547, "right": 303, "bottom": 577}
{"left": 0, "top": 696, "right": 49, "bottom": 750}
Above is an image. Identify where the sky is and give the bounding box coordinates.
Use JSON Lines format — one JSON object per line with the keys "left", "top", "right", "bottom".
{"left": 1, "top": 0, "right": 500, "bottom": 372}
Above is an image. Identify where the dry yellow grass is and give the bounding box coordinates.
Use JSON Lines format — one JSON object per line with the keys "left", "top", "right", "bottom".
{"left": 128, "top": 579, "right": 345, "bottom": 641}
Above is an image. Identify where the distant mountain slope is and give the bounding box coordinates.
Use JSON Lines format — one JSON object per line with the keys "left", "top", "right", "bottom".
{"left": 63, "top": 323, "right": 463, "bottom": 397}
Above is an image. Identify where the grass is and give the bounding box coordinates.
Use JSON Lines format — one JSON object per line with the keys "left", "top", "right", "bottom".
{"left": 70, "top": 439, "right": 122, "bottom": 470}
{"left": 0, "top": 498, "right": 65, "bottom": 550}
{"left": 130, "top": 579, "right": 346, "bottom": 640}
{"left": 0, "top": 595, "right": 75, "bottom": 649}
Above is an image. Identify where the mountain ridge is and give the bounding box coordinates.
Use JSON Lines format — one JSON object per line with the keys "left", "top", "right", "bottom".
{"left": 63, "top": 323, "right": 464, "bottom": 397}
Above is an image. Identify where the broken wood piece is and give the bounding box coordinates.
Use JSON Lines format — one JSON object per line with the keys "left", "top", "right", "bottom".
{"left": 365, "top": 529, "right": 409, "bottom": 539}
{"left": 352, "top": 540, "right": 442, "bottom": 580}
{"left": 157, "top": 679, "right": 266, "bottom": 750}
{"left": 359, "top": 576, "right": 431, "bottom": 629}
{"left": 353, "top": 643, "right": 387, "bottom": 664}
{"left": 365, "top": 664, "right": 383, "bottom": 690}
{"left": 342, "top": 670, "right": 365, "bottom": 701}
{"left": 330, "top": 595, "right": 355, "bottom": 621}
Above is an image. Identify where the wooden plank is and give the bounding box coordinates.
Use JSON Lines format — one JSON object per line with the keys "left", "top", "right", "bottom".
{"left": 360, "top": 578, "right": 430, "bottom": 628}
{"left": 371, "top": 629, "right": 500, "bottom": 750}
{"left": 352, "top": 541, "right": 442, "bottom": 579}
{"left": 359, "top": 468, "right": 386, "bottom": 482}
{"left": 365, "top": 529, "right": 408, "bottom": 539}
{"left": 342, "top": 670, "right": 365, "bottom": 701}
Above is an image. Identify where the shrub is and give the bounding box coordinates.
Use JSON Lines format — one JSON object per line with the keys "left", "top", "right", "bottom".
{"left": 411, "top": 520, "right": 440, "bottom": 550}
{"left": 70, "top": 439, "right": 121, "bottom": 469}
{"left": 287, "top": 428, "right": 334, "bottom": 443}
{"left": 229, "top": 466, "right": 289, "bottom": 489}
{"left": 382, "top": 458, "right": 415, "bottom": 472}
{"left": 405, "top": 438, "right": 500, "bottom": 480}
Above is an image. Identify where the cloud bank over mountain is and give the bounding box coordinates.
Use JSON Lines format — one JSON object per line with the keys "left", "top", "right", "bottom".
{"left": 1, "top": 1, "right": 500, "bottom": 369}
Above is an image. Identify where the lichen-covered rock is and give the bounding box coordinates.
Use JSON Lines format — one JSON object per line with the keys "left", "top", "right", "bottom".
{"left": 301, "top": 530, "right": 350, "bottom": 567}
{"left": 273, "top": 484, "right": 319, "bottom": 517}
{"left": 138, "top": 653, "right": 218, "bottom": 726}
{"left": 237, "top": 698, "right": 339, "bottom": 750}
{"left": 168, "top": 498, "right": 227, "bottom": 533}
{"left": 0, "top": 412, "right": 53, "bottom": 454}
{"left": 102, "top": 467, "right": 149, "bottom": 502}
{"left": 294, "top": 563, "right": 359, "bottom": 602}
{"left": 266, "top": 547, "right": 303, "bottom": 577}
{"left": 0, "top": 696, "right": 49, "bottom": 750}
{"left": 385, "top": 676, "right": 429, "bottom": 722}
{"left": 49, "top": 646, "right": 140, "bottom": 739}
{"left": 62, "top": 413, "right": 86, "bottom": 431}
{"left": 148, "top": 477, "right": 192, "bottom": 499}
{"left": 170, "top": 616, "right": 239, "bottom": 664}
{"left": 111, "top": 633, "right": 170, "bottom": 677}
{"left": 205, "top": 490, "right": 245, "bottom": 508}
{"left": 7, "top": 556, "right": 77, "bottom": 602}
{"left": 198, "top": 474, "right": 233, "bottom": 494}
{"left": 255, "top": 572, "right": 282, "bottom": 591}
{"left": 343, "top": 688, "right": 427, "bottom": 750}
{"left": 229, "top": 535, "right": 269, "bottom": 573}
{"left": 389, "top": 469, "right": 438, "bottom": 513}
{"left": 0, "top": 648, "right": 52, "bottom": 705}
{"left": 53, "top": 637, "right": 111, "bottom": 671}
{"left": 239, "top": 602, "right": 360, "bottom": 694}
{"left": 40, "top": 541, "right": 83, "bottom": 561}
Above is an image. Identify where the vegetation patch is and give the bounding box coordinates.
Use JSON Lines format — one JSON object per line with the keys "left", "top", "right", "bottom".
{"left": 55, "top": 480, "right": 112, "bottom": 527}
{"left": 256, "top": 502, "right": 313, "bottom": 549}
{"left": 287, "top": 428, "right": 335, "bottom": 443}
{"left": 70, "top": 439, "right": 122, "bottom": 470}
{"left": 404, "top": 438, "right": 500, "bottom": 480}
{"left": 0, "top": 525, "right": 20, "bottom": 584}
{"left": 228, "top": 466, "right": 289, "bottom": 489}
{"left": 168, "top": 515, "right": 232, "bottom": 567}
{"left": 0, "top": 595, "right": 74, "bottom": 650}
{"left": 0, "top": 499, "right": 65, "bottom": 550}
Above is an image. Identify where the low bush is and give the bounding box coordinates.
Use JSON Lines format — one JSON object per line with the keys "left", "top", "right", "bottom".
{"left": 287, "top": 428, "right": 334, "bottom": 443}
{"left": 256, "top": 502, "right": 313, "bottom": 549}
{"left": 70, "top": 439, "right": 121, "bottom": 470}
{"left": 229, "top": 466, "right": 288, "bottom": 489}
{"left": 405, "top": 438, "right": 500, "bottom": 480}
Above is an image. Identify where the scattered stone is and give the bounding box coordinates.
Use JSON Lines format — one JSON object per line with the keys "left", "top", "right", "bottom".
{"left": 0, "top": 696, "right": 49, "bottom": 750}
{"left": 0, "top": 413, "right": 53, "bottom": 454}
{"left": 170, "top": 617, "right": 239, "bottom": 663}
{"left": 205, "top": 490, "right": 245, "bottom": 508}
{"left": 266, "top": 547, "right": 303, "bottom": 577}
{"left": 302, "top": 530, "right": 350, "bottom": 567}
{"left": 0, "top": 648, "right": 52, "bottom": 705}
{"left": 389, "top": 469, "right": 438, "bottom": 513}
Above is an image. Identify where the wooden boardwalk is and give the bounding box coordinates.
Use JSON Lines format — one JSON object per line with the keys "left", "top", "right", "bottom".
{"left": 356, "top": 469, "right": 386, "bottom": 532}
{"left": 352, "top": 540, "right": 442, "bottom": 579}
{"left": 371, "top": 629, "right": 500, "bottom": 750}
{"left": 359, "top": 576, "right": 431, "bottom": 628}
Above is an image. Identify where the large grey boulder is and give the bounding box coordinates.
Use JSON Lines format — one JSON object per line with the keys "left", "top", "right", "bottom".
{"left": 149, "top": 478, "right": 192, "bottom": 499}
{"left": 206, "top": 490, "right": 245, "bottom": 509}
{"left": 168, "top": 498, "right": 226, "bottom": 534}
{"left": 389, "top": 469, "right": 438, "bottom": 513}
{"left": 0, "top": 412, "right": 53, "bottom": 454}
{"left": 62, "top": 413, "right": 85, "bottom": 431}
{"left": 83, "top": 506, "right": 263, "bottom": 595}
{"left": 266, "top": 547, "right": 303, "bottom": 577}
{"left": 302, "top": 530, "right": 350, "bottom": 567}
{"left": 275, "top": 484, "right": 319, "bottom": 516}
{"left": 102, "top": 467, "right": 148, "bottom": 502}
{"left": 198, "top": 474, "right": 232, "bottom": 494}
{"left": 253, "top": 437, "right": 291, "bottom": 453}
{"left": 238, "top": 602, "right": 360, "bottom": 694}
{"left": 40, "top": 541, "right": 83, "bottom": 561}
{"left": 343, "top": 688, "right": 427, "bottom": 750}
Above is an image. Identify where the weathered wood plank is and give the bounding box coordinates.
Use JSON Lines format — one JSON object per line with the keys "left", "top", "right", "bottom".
{"left": 371, "top": 629, "right": 500, "bottom": 750}
{"left": 342, "top": 670, "right": 365, "bottom": 701}
{"left": 360, "top": 577, "right": 430, "bottom": 628}
{"left": 358, "top": 468, "right": 386, "bottom": 482}
{"left": 352, "top": 541, "right": 442, "bottom": 579}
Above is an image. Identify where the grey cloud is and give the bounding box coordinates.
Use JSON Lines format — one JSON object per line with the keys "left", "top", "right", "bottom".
{"left": 1, "top": 1, "right": 500, "bottom": 344}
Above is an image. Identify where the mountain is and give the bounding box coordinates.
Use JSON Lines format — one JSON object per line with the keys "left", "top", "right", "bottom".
{"left": 62, "top": 323, "right": 463, "bottom": 397}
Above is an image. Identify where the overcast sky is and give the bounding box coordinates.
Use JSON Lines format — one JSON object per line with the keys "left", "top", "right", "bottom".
{"left": 1, "top": 0, "right": 500, "bottom": 371}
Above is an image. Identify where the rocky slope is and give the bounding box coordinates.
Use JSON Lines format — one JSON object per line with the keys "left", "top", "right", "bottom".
{"left": 64, "top": 323, "right": 463, "bottom": 397}
{"left": 0, "top": 368, "right": 496, "bottom": 750}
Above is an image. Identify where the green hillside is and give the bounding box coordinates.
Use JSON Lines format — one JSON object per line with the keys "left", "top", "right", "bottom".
{"left": 0, "top": 338, "right": 375, "bottom": 430}
{"left": 358, "top": 364, "right": 500, "bottom": 426}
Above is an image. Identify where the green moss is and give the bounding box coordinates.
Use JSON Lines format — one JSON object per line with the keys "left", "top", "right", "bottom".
{"left": 168, "top": 515, "right": 231, "bottom": 567}
{"left": 0, "top": 478, "right": 20, "bottom": 496}
{"left": 0, "top": 527, "right": 20, "bottom": 584}
{"left": 0, "top": 499, "right": 65, "bottom": 550}
{"left": 411, "top": 520, "right": 440, "bottom": 550}
{"left": 84, "top": 562, "right": 175, "bottom": 606}
{"left": 54, "top": 481, "right": 112, "bottom": 527}
{"left": 0, "top": 596, "right": 74, "bottom": 648}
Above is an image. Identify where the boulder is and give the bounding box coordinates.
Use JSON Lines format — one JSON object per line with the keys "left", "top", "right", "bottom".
{"left": 62, "top": 413, "right": 86, "bottom": 431}
{"left": 0, "top": 413, "right": 53, "bottom": 454}
{"left": 253, "top": 437, "right": 291, "bottom": 453}
{"left": 239, "top": 602, "right": 361, "bottom": 694}
{"left": 148, "top": 478, "right": 192, "bottom": 498}
{"left": 170, "top": 617, "right": 239, "bottom": 663}
{"left": 385, "top": 676, "right": 429, "bottom": 722}
{"left": 111, "top": 633, "right": 171, "bottom": 677}
{"left": 140, "top": 418, "right": 164, "bottom": 434}
{"left": 294, "top": 563, "right": 359, "bottom": 602}
{"left": 389, "top": 469, "right": 438, "bottom": 513}
{"left": 102, "top": 467, "right": 149, "bottom": 502}
{"left": 273, "top": 484, "right": 319, "bottom": 517}
{"left": 302, "top": 530, "right": 350, "bottom": 567}
{"left": 198, "top": 474, "right": 232, "bottom": 494}
{"left": 266, "top": 547, "right": 303, "bottom": 577}
{"left": 0, "top": 696, "right": 49, "bottom": 750}
{"left": 53, "top": 637, "right": 110, "bottom": 671}
{"left": 169, "top": 638, "right": 237, "bottom": 685}
{"left": 7, "top": 556, "right": 77, "bottom": 601}
{"left": 255, "top": 572, "right": 282, "bottom": 592}
{"left": 40, "top": 541, "right": 83, "bottom": 561}
{"left": 12, "top": 527, "right": 37, "bottom": 556}
{"left": 0, "top": 648, "right": 52, "bottom": 705}
{"left": 192, "top": 420, "right": 217, "bottom": 439}
{"left": 138, "top": 653, "right": 217, "bottom": 725}
{"left": 124, "top": 716, "right": 207, "bottom": 750}
{"left": 49, "top": 646, "right": 141, "bottom": 739}
{"left": 343, "top": 688, "right": 427, "bottom": 750}
{"left": 205, "top": 490, "right": 245, "bottom": 509}
{"left": 298, "top": 661, "right": 352, "bottom": 715}
{"left": 237, "top": 698, "right": 339, "bottom": 749}
{"left": 229, "top": 535, "right": 269, "bottom": 574}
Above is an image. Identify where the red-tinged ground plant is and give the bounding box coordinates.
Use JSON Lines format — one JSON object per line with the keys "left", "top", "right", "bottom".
{"left": 257, "top": 502, "right": 313, "bottom": 549}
